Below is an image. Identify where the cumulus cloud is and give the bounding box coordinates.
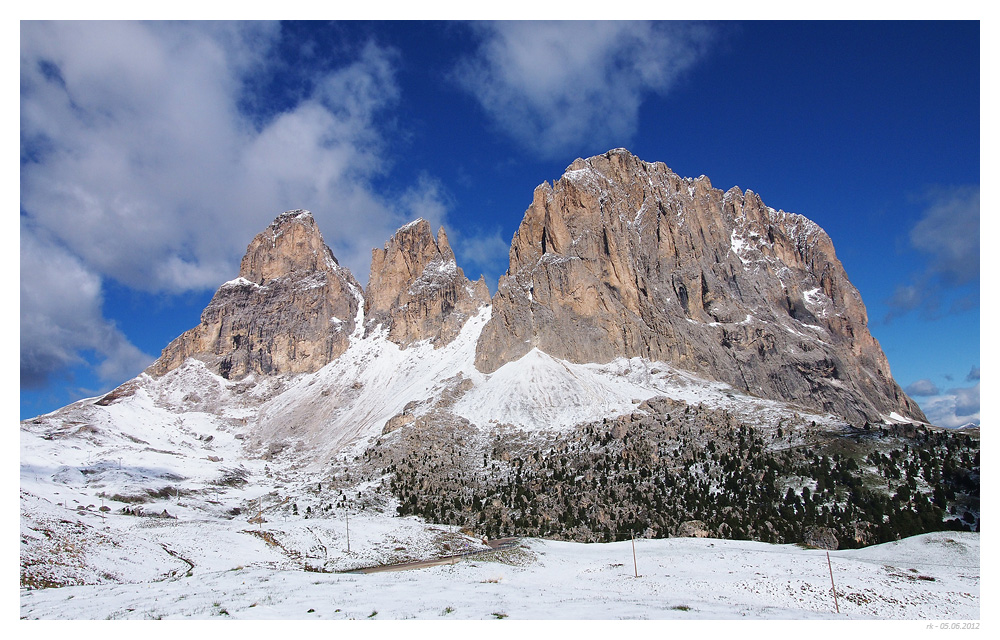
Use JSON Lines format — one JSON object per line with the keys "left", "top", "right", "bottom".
{"left": 904, "top": 379, "right": 940, "bottom": 397}
{"left": 886, "top": 186, "right": 979, "bottom": 319}
{"left": 20, "top": 23, "right": 421, "bottom": 291}
{"left": 20, "top": 22, "right": 451, "bottom": 388}
{"left": 951, "top": 384, "right": 980, "bottom": 418}
{"left": 20, "top": 224, "right": 154, "bottom": 389}
{"left": 22, "top": 22, "right": 270, "bottom": 291}
{"left": 916, "top": 381, "right": 980, "bottom": 429}
{"left": 454, "top": 21, "right": 713, "bottom": 158}
{"left": 909, "top": 186, "right": 980, "bottom": 285}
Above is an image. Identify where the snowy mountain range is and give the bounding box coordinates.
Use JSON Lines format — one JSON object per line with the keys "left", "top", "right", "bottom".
{"left": 20, "top": 149, "right": 978, "bottom": 619}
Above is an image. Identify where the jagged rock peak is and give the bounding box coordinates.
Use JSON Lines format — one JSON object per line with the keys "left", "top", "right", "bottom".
{"left": 475, "top": 148, "right": 924, "bottom": 425}
{"left": 365, "top": 218, "right": 490, "bottom": 347}
{"left": 147, "top": 209, "right": 362, "bottom": 379}
{"left": 239, "top": 209, "right": 343, "bottom": 283}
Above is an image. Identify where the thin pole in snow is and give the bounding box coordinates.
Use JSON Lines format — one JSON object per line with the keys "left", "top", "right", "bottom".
{"left": 827, "top": 551, "right": 839, "bottom": 613}
{"left": 632, "top": 533, "right": 639, "bottom": 578}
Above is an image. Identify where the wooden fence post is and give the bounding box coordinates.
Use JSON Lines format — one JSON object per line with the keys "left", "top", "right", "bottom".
{"left": 827, "top": 551, "right": 839, "bottom": 613}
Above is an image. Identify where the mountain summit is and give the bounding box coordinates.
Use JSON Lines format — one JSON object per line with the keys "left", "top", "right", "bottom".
{"left": 475, "top": 149, "right": 923, "bottom": 424}
{"left": 24, "top": 151, "right": 975, "bottom": 598}
{"left": 364, "top": 218, "right": 490, "bottom": 347}
{"left": 136, "top": 149, "right": 922, "bottom": 428}
{"left": 147, "top": 209, "right": 363, "bottom": 379}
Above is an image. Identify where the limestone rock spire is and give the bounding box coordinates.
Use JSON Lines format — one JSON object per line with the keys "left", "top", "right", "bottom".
{"left": 474, "top": 148, "right": 924, "bottom": 424}
{"left": 147, "top": 209, "right": 362, "bottom": 378}
{"left": 364, "top": 218, "right": 490, "bottom": 347}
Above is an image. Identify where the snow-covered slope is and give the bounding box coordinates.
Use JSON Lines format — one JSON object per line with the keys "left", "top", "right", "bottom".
{"left": 19, "top": 306, "right": 843, "bottom": 578}
{"left": 243, "top": 306, "right": 494, "bottom": 462}
{"left": 229, "top": 304, "right": 843, "bottom": 456}
{"left": 24, "top": 307, "right": 971, "bottom": 619}
{"left": 39, "top": 304, "right": 841, "bottom": 470}
{"left": 20, "top": 530, "right": 979, "bottom": 619}
{"left": 244, "top": 304, "right": 841, "bottom": 450}
{"left": 453, "top": 348, "right": 846, "bottom": 431}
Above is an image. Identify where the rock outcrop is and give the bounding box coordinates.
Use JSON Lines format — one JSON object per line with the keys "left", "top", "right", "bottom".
{"left": 803, "top": 525, "right": 839, "bottom": 550}
{"left": 147, "top": 210, "right": 362, "bottom": 378}
{"left": 144, "top": 151, "right": 921, "bottom": 425}
{"left": 364, "top": 218, "right": 490, "bottom": 347}
{"left": 475, "top": 149, "right": 924, "bottom": 424}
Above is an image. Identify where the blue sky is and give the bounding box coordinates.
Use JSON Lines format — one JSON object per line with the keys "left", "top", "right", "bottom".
{"left": 19, "top": 20, "right": 980, "bottom": 426}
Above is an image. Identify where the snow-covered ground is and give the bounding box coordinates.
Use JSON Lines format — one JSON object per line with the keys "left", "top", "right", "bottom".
{"left": 20, "top": 304, "right": 843, "bottom": 484}
{"left": 20, "top": 529, "right": 979, "bottom": 620}
{"left": 21, "top": 308, "right": 976, "bottom": 622}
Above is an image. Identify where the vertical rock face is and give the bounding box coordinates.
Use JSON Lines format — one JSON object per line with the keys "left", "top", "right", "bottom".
{"left": 147, "top": 210, "right": 362, "bottom": 378}
{"left": 475, "top": 149, "right": 924, "bottom": 424}
{"left": 365, "top": 218, "right": 490, "bottom": 347}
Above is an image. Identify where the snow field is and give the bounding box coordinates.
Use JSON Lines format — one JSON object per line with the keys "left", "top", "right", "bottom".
{"left": 21, "top": 304, "right": 976, "bottom": 622}
{"left": 19, "top": 532, "right": 978, "bottom": 620}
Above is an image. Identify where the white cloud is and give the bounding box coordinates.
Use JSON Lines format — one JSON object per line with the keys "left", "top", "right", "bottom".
{"left": 20, "top": 225, "right": 154, "bottom": 389}
{"left": 454, "top": 21, "right": 713, "bottom": 158}
{"left": 904, "top": 379, "right": 940, "bottom": 397}
{"left": 397, "top": 175, "right": 452, "bottom": 235}
{"left": 20, "top": 22, "right": 450, "bottom": 390}
{"left": 886, "top": 283, "right": 924, "bottom": 315}
{"left": 917, "top": 382, "right": 980, "bottom": 429}
{"left": 950, "top": 384, "right": 980, "bottom": 418}
{"left": 21, "top": 23, "right": 426, "bottom": 291}
{"left": 909, "top": 186, "right": 980, "bottom": 286}
{"left": 22, "top": 22, "right": 272, "bottom": 291}
{"left": 886, "top": 186, "right": 979, "bottom": 320}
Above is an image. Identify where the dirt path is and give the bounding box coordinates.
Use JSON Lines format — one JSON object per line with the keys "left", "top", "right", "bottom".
{"left": 353, "top": 555, "right": 464, "bottom": 574}
{"left": 348, "top": 538, "right": 520, "bottom": 574}
{"left": 159, "top": 544, "right": 194, "bottom": 578}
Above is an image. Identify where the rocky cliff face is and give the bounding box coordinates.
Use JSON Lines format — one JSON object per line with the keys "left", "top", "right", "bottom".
{"left": 475, "top": 149, "right": 924, "bottom": 424}
{"left": 145, "top": 151, "right": 921, "bottom": 425}
{"left": 364, "top": 218, "right": 490, "bottom": 347}
{"left": 147, "top": 210, "right": 362, "bottom": 379}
